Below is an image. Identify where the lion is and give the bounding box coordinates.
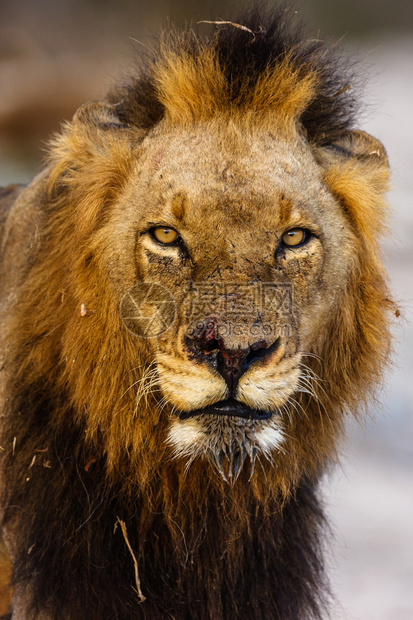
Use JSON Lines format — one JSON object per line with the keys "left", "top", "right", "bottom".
{"left": 0, "top": 8, "right": 393, "bottom": 620}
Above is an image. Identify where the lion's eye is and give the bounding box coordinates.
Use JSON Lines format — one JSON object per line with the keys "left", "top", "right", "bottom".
{"left": 150, "top": 227, "right": 179, "bottom": 245}
{"left": 281, "top": 228, "right": 309, "bottom": 248}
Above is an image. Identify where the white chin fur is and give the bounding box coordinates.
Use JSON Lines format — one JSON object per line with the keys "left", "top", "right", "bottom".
{"left": 167, "top": 415, "right": 284, "bottom": 481}
{"left": 167, "top": 417, "right": 205, "bottom": 459}
{"left": 254, "top": 425, "right": 284, "bottom": 454}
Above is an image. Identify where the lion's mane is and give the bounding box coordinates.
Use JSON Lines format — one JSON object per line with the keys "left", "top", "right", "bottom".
{"left": 0, "top": 8, "right": 393, "bottom": 620}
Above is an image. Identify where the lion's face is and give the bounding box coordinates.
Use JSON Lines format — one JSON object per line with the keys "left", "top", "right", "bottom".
{"left": 114, "top": 119, "right": 355, "bottom": 478}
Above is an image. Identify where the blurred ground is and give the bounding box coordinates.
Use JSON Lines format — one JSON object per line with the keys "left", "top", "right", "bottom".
{"left": 0, "top": 4, "right": 412, "bottom": 619}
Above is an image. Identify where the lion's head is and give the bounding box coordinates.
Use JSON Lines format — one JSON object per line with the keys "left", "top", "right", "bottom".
{"left": 114, "top": 115, "right": 385, "bottom": 483}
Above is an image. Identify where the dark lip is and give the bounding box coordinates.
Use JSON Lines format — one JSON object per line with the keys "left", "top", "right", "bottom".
{"left": 178, "top": 397, "right": 272, "bottom": 421}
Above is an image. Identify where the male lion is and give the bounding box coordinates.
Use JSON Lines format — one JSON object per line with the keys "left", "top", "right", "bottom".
{"left": 0, "top": 9, "right": 393, "bottom": 620}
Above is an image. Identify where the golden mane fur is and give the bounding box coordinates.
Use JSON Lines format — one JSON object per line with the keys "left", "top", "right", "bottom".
{"left": 153, "top": 45, "right": 317, "bottom": 133}
{"left": 0, "top": 9, "right": 394, "bottom": 619}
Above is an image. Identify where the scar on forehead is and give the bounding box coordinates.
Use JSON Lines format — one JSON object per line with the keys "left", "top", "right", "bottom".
{"left": 152, "top": 148, "right": 166, "bottom": 170}
{"left": 171, "top": 191, "right": 188, "bottom": 221}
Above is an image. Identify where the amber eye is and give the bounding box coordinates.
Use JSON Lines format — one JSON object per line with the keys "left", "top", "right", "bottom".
{"left": 151, "top": 227, "right": 179, "bottom": 245}
{"left": 281, "top": 228, "right": 308, "bottom": 248}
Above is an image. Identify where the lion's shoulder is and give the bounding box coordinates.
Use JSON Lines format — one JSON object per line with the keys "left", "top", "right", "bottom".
{"left": 0, "top": 185, "right": 25, "bottom": 248}
{"left": 0, "top": 176, "right": 47, "bottom": 303}
{"left": 0, "top": 184, "right": 25, "bottom": 206}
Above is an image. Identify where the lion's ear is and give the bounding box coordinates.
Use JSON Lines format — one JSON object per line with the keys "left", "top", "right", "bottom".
{"left": 66, "top": 100, "right": 147, "bottom": 154}
{"left": 318, "top": 130, "right": 388, "bottom": 170}
{"left": 317, "top": 130, "right": 390, "bottom": 243}
{"left": 48, "top": 102, "right": 138, "bottom": 237}
{"left": 71, "top": 101, "right": 130, "bottom": 133}
{"left": 49, "top": 101, "right": 137, "bottom": 168}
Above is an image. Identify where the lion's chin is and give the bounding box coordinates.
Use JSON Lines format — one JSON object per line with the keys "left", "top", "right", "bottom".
{"left": 178, "top": 397, "right": 272, "bottom": 421}
{"left": 167, "top": 412, "right": 284, "bottom": 482}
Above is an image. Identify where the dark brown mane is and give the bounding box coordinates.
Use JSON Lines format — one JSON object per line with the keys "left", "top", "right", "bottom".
{"left": 110, "top": 7, "right": 359, "bottom": 144}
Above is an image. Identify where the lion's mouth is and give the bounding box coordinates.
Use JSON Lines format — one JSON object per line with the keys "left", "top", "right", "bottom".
{"left": 178, "top": 397, "right": 272, "bottom": 421}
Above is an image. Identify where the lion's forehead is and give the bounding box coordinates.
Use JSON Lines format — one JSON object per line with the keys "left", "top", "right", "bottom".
{"left": 128, "top": 124, "right": 336, "bottom": 241}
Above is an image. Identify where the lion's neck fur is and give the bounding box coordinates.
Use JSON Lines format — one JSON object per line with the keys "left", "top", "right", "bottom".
{"left": 1, "top": 395, "right": 329, "bottom": 620}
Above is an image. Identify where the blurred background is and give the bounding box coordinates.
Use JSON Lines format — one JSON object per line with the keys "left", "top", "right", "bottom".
{"left": 0, "top": 1, "right": 412, "bottom": 618}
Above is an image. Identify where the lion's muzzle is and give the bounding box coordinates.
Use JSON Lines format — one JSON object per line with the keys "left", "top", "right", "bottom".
{"left": 178, "top": 397, "right": 273, "bottom": 421}
{"left": 185, "top": 316, "right": 281, "bottom": 395}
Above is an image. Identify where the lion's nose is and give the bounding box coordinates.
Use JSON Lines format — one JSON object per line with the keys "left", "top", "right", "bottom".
{"left": 186, "top": 319, "right": 280, "bottom": 395}
{"left": 216, "top": 339, "right": 279, "bottom": 395}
